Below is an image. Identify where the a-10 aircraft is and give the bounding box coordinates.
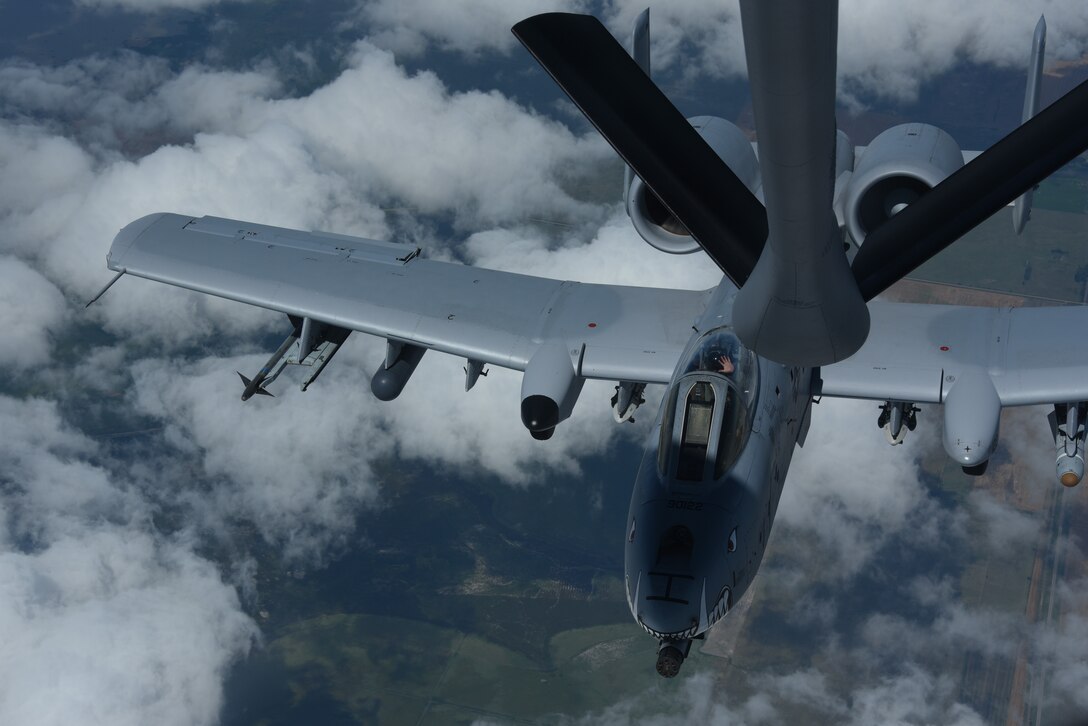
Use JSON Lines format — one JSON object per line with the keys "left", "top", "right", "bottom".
{"left": 97, "top": 1, "right": 1088, "bottom": 678}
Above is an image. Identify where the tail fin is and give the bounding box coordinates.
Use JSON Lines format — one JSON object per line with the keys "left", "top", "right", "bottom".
{"left": 1014, "top": 15, "right": 1046, "bottom": 234}
{"left": 631, "top": 8, "right": 650, "bottom": 75}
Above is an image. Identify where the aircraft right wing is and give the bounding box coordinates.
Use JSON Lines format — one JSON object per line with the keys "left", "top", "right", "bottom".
{"left": 818, "top": 298, "right": 1088, "bottom": 478}
{"left": 819, "top": 300, "right": 1088, "bottom": 407}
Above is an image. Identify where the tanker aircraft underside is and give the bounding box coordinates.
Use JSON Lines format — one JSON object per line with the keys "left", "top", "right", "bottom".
{"left": 95, "top": 2, "right": 1088, "bottom": 677}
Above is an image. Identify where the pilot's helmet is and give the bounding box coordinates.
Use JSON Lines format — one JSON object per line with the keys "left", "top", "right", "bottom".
{"left": 704, "top": 338, "right": 736, "bottom": 371}
{"left": 703, "top": 347, "right": 724, "bottom": 371}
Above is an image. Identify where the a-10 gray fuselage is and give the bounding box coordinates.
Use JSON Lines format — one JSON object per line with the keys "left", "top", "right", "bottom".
{"left": 623, "top": 283, "right": 812, "bottom": 676}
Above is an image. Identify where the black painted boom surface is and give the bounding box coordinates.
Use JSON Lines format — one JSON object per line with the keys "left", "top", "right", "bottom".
{"left": 853, "top": 76, "right": 1088, "bottom": 300}
{"left": 513, "top": 13, "right": 767, "bottom": 286}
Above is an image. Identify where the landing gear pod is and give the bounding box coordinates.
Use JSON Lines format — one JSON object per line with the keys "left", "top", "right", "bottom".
{"left": 942, "top": 371, "right": 1000, "bottom": 470}
{"left": 371, "top": 341, "right": 425, "bottom": 401}
{"left": 520, "top": 342, "right": 585, "bottom": 439}
{"left": 655, "top": 638, "right": 692, "bottom": 678}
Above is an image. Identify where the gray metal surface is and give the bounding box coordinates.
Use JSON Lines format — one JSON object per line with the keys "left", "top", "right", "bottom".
{"left": 843, "top": 124, "right": 964, "bottom": 245}
{"left": 107, "top": 213, "right": 710, "bottom": 384}
{"left": 820, "top": 301, "right": 1088, "bottom": 406}
{"left": 731, "top": 0, "right": 870, "bottom": 366}
{"left": 942, "top": 369, "right": 1001, "bottom": 465}
{"left": 627, "top": 115, "right": 760, "bottom": 255}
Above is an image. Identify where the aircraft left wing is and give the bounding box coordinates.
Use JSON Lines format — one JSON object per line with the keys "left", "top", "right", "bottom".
{"left": 106, "top": 213, "right": 709, "bottom": 385}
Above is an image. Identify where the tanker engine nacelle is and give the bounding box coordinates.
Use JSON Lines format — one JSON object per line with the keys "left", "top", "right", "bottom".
{"left": 842, "top": 123, "right": 964, "bottom": 246}
{"left": 626, "top": 116, "right": 761, "bottom": 254}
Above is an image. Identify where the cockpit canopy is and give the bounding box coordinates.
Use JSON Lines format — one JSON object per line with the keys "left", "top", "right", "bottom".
{"left": 658, "top": 328, "right": 760, "bottom": 483}
{"left": 680, "top": 327, "right": 759, "bottom": 394}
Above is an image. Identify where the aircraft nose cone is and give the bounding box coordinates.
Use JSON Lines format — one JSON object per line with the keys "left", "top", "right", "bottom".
{"left": 639, "top": 608, "right": 699, "bottom": 641}
{"left": 627, "top": 521, "right": 705, "bottom": 639}
{"left": 636, "top": 572, "right": 701, "bottom": 640}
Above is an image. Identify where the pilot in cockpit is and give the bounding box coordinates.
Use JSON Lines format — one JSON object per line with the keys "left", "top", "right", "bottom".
{"left": 701, "top": 343, "right": 735, "bottom": 375}
{"left": 682, "top": 328, "right": 750, "bottom": 382}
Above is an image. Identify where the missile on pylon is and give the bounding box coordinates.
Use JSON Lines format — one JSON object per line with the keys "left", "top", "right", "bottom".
{"left": 1051, "top": 403, "right": 1084, "bottom": 487}
{"left": 238, "top": 330, "right": 299, "bottom": 401}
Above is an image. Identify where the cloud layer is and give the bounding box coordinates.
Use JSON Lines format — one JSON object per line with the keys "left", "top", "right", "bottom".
{"left": 0, "top": 397, "right": 257, "bottom": 726}
{"left": 1, "top": 2, "right": 1087, "bottom": 724}
{"left": 74, "top": 0, "right": 249, "bottom": 11}
{"left": 348, "top": 0, "right": 1088, "bottom": 106}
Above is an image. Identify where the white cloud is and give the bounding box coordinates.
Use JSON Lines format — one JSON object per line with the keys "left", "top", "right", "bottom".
{"left": 0, "top": 55, "right": 279, "bottom": 150}
{"left": 74, "top": 0, "right": 249, "bottom": 11}
{"left": 0, "top": 397, "right": 257, "bottom": 726}
{"left": 355, "top": 0, "right": 1088, "bottom": 105}
{"left": 777, "top": 399, "right": 951, "bottom": 577}
{"left": 968, "top": 490, "right": 1040, "bottom": 556}
{"left": 844, "top": 667, "right": 987, "bottom": 726}
{"left": 0, "top": 257, "right": 67, "bottom": 371}
{"left": 609, "top": 1, "right": 1088, "bottom": 103}
{"left": 124, "top": 334, "right": 644, "bottom": 558}
{"left": 128, "top": 352, "right": 387, "bottom": 560}
{"left": 836, "top": 0, "right": 1088, "bottom": 104}
{"left": 267, "top": 42, "right": 609, "bottom": 227}
{"left": 548, "top": 671, "right": 779, "bottom": 725}
{"left": 0, "top": 531, "right": 256, "bottom": 726}
{"left": 1036, "top": 578, "right": 1088, "bottom": 715}
{"left": 352, "top": 0, "right": 592, "bottom": 56}
{"left": 601, "top": 0, "right": 748, "bottom": 83}
{"left": 463, "top": 209, "right": 723, "bottom": 289}
{"left": 0, "top": 42, "right": 613, "bottom": 347}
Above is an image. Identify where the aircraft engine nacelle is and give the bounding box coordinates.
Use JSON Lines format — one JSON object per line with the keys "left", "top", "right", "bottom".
{"left": 626, "top": 116, "right": 761, "bottom": 254}
{"left": 842, "top": 123, "right": 964, "bottom": 246}
{"left": 521, "top": 342, "right": 585, "bottom": 440}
